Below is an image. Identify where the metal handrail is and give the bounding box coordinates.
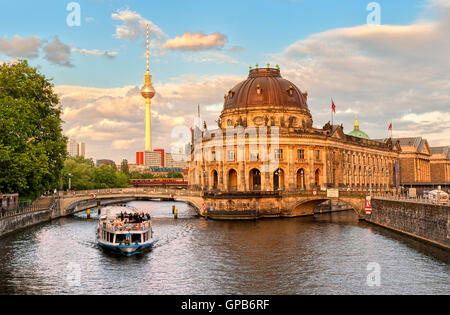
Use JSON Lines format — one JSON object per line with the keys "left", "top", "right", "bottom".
{"left": 0, "top": 198, "right": 55, "bottom": 219}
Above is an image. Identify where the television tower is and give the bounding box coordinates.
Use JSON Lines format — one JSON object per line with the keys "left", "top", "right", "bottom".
{"left": 141, "top": 24, "right": 156, "bottom": 151}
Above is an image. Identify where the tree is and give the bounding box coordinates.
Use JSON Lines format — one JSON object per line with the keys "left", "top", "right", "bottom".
{"left": 121, "top": 159, "right": 130, "bottom": 176}
{"left": 62, "top": 157, "right": 95, "bottom": 190}
{"left": 62, "top": 157, "right": 129, "bottom": 190}
{"left": 0, "top": 60, "right": 67, "bottom": 198}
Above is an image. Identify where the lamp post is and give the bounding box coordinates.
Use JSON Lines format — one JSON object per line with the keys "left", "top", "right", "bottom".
{"left": 275, "top": 169, "right": 282, "bottom": 191}
{"left": 68, "top": 173, "right": 72, "bottom": 191}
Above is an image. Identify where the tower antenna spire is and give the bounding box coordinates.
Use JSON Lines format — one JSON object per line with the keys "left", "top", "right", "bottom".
{"left": 146, "top": 23, "right": 150, "bottom": 74}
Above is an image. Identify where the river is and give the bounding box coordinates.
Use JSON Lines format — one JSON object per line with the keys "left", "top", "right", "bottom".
{"left": 0, "top": 200, "right": 448, "bottom": 295}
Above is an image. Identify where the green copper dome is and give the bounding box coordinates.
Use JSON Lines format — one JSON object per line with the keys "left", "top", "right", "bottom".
{"left": 348, "top": 118, "right": 370, "bottom": 140}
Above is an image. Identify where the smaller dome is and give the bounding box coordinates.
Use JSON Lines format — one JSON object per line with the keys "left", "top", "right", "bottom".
{"left": 349, "top": 130, "right": 370, "bottom": 140}
{"left": 348, "top": 118, "right": 370, "bottom": 139}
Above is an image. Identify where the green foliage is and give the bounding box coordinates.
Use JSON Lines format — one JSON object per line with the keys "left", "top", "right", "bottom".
{"left": 168, "top": 172, "right": 184, "bottom": 179}
{"left": 0, "top": 60, "right": 67, "bottom": 198}
{"left": 62, "top": 157, "right": 129, "bottom": 190}
{"left": 129, "top": 172, "right": 156, "bottom": 179}
{"left": 120, "top": 159, "right": 130, "bottom": 176}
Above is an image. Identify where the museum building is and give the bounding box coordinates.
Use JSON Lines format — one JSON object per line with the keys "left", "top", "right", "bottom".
{"left": 188, "top": 67, "right": 403, "bottom": 193}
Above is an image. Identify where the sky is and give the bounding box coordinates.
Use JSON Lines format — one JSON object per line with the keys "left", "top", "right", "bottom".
{"left": 0, "top": 0, "right": 449, "bottom": 163}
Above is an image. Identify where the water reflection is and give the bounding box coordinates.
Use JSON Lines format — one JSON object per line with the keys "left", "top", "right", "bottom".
{"left": 0, "top": 201, "right": 448, "bottom": 295}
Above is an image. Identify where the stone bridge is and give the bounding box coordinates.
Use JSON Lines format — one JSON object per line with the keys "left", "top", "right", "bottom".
{"left": 203, "top": 189, "right": 370, "bottom": 219}
{"left": 57, "top": 188, "right": 204, "bottom": 216}
{"left": 57, "top": 187, "right": 371, "bottom": 220}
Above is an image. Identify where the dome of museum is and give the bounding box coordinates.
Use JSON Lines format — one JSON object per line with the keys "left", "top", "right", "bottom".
{"left": 223, "top": 67, "right": 309, "bottom": 111}
{"left": 348, "top": 119, "right": 370, "bottom": 140}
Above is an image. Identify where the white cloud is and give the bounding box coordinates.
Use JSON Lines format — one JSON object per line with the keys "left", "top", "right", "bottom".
{"left": 183, "top": 51, "right": 239, "bottom": 64}
{"left": 112, "top": 139, "right": 138, "bottom": 150}
{"left": 0, "top": 35, "right": 42, "bottom": 59}
{"left": 162, "top": 31, "right": 228, "bottom": 51}
{"left": 42, "top": 36, "right": 73, "bottom": 67}
{"left": 272, "top": 0, "right": 450, "bottom": 146}
{"left": 111, "top": 9, "right": 165, "bottom": 42}
{"left": 72, "top": 48, "right": 118, "bottom": 59}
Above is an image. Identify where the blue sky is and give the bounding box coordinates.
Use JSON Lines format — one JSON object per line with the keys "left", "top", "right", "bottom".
{"left": 0, "top": 0, "right": 427, "bottom": 87}
{"left": 1, "top": 0, "right": 448, "bottom": 163}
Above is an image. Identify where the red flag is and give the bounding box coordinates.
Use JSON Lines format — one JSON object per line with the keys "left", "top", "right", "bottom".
{"left": 388, "top": 122, "right": 392, "bottom": 131}
{"left": 331, "top": 99, "right": 336, "bottom": 113}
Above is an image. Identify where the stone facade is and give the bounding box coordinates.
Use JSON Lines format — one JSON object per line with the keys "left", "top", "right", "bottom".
{"left": 188, "top": 68, "right": 403, "bottom": 217}
{"left": 395, "top": 137, "right": 432, "bottom": 185}
{"left": 430, "top": 146, "right": 450, "bottom": 184}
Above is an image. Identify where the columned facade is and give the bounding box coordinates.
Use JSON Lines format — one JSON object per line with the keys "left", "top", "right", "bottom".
{"left": 188, "top": 68, "right": 401, "bottom": 194}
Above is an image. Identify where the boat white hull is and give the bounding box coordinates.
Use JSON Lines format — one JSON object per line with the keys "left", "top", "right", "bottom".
{"left": 98, "top": 240, "right": 154, "bottom": 256}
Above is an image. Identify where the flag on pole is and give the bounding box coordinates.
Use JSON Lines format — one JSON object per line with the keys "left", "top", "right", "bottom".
{"left": 331, "top": 98, "right": 336, "bottom": 113}
{"left": 388, "top": 121, "right": 392, "bottom": 131}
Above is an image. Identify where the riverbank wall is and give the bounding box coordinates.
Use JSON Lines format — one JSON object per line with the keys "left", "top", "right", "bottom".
{"left": 366, "top": 198, "right": 450, "bottom": 250}
{"left": 0, "top": 204, "right": 60, "bottom": 238}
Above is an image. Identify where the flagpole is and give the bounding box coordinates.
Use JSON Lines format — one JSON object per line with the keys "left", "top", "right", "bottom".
{"left": 331, "top": 98, "right": 333, "bottom": 126}
{"left": 331, "top": 98, "right": 336, "bottom": 126}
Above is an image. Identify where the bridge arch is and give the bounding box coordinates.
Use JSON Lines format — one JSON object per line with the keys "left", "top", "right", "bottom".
{"left": 289, "top": 198, "right": 364, "bottom": 218}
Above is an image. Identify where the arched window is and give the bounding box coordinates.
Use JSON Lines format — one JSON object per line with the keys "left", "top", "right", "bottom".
{"left": 228, "top": 169, "right": 237, "bottom": 191}
{"left": 297, "top": 169, "right": 306, "bottom": 189}
{"left": 314, "top": 169, "right": 320, "bottom": 187}
{"left": 274, "top": 168, "right": 285, "bottom": 190}
{"left": 249, "top": 169, "right": 261, "bottom": 191}
{"left": 212, "top": 170, "right": 218, "bottom": 190}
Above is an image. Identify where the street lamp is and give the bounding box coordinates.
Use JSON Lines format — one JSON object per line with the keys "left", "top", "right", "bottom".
{"left": 275, "top": 169, "right": 282, "bottom": 191}
{"left": 68, "top": 173, "right": 72, "bottom": 191}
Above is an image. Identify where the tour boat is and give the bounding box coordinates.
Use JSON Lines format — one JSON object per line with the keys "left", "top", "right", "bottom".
{"left": 97, "top": 205, "right": 154, "bottom": 256}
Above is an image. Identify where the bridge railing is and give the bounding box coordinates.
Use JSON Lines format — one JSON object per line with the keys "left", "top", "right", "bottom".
{"left": 59, "top": 187, "right": 203, "bottom": 198}
{"left": 374, "top": 195, "right": 450, "bottom": 206}
{"left": 280, "top": 190, "right": 372, "bottom": 198}
{"left": 0, "top": 197, "right": 56, "bottom": 219}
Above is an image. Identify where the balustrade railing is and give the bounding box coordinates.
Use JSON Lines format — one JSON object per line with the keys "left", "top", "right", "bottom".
{"left": 0, "top": 197, "right": 56, "bottom": 219}
{"left": 374, "top": 195, "right": 450, "bottom": 206}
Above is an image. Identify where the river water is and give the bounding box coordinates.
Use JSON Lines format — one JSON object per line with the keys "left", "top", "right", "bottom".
{"left": 0, "top": 201, "right": 448, "bottom": 295}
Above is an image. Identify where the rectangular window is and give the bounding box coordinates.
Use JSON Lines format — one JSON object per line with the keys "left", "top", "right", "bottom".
{"left": 274, "top": 149, "right": 283, "bottom": 161}
{"left": 132, "top": 234, "right": 141, "bottom": 244}
{"left": 227, "top": 150, "right": 235, "bottom": 161}
{"left": 315, "top": 150, "right": 320, "bottom": 160}
{"left": 250, "top": 151, "right": 259, "bottom": 161}
{"left": 297, "top": 149, "right": 305, "bottom": 160}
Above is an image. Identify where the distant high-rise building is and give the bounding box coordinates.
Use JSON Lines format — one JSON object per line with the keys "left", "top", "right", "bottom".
{"left": 165, "top": 152, "right": 188, "bottom": 169}
{"left": 136, "top": 151, "right": 145, "bottom": 165}
{"left": 78, "top": 142, "right": 86, "bottom": 158}
{"left": 67, "top": 139, "right": 86, "bottom": 158}
{"left": 67, "top": 139, "right": 79, "bottom": 157}
{"left": 144, "top": 151, "right": 162, "bottom": 167}
{"left": 154, "top": 149, "right": 165, "bottom": 167}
